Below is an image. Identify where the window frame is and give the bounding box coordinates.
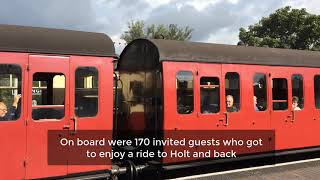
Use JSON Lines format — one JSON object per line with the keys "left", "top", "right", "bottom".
{"left": 31, "top": 72, "right": 66, "bottom": 121}
{"left": 291, "top": 74, "right": 304, "bottom": 110}
{"left": 272, "top": 78, "right": 288, "bottom": 111}
{"left": 74, "top": 66, "right": 99, "bottom": 118}
{"left": 0, "top": 64, "right": 22, "bottom": 122}
{"left": 176, "top": 70, "right": 195, "bottom": 115}
{"left": 225, "top": 72, "right": 241, "bottom": 113}
{"left": 200, "top": 76, "right": 220, "bottom": 114}
{"left": 314, "top": 75, "right": 320, "bottom": 109}
{"left": 253, "top": 73, "right": 268, "bottom": 112}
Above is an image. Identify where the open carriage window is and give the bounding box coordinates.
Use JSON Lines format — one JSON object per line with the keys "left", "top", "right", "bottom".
{"left": 0, "top": 64, "right": 21, "bottom": 121}
{"left": 253, "top": 73, "right": 267, "bottom": 111}
{"left": 314, "top": 75, "right": 320, "bottom": 109}
{"left": 225, "top": 72, "right": 240, "bottom": 112}
{"left": 177, "top": 71, "right": 194, "bottom": 114}
{"left": 292, "top": 74, "right": 304, "bottom": 110}
{"left": 32, "top": 73, "right": 65, "bottom": 120}
{"left": 200, "top": 77, "right": 220, "bottom": 114}
{"left": 75, "top": 67, "right": 98, "bottom": 117}
{"left": 272, "top": 78, "right": 288, "bottom": 110}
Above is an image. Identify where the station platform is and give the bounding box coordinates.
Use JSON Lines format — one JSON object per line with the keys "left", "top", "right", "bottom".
{"left": 174, "top": 158, "right": 320, "bottom": 180}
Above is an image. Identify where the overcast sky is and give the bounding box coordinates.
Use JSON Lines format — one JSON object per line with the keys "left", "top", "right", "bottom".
{"left": 1, "top": 0, "right": 320, "bottom": 53}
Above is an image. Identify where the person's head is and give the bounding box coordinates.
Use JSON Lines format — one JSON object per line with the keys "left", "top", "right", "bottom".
{"left": 0, "top": 102, "right": 7, "bottom": 117}
{"left": 226, "top": 95, "right": 234, "bottom": 108}
{"left": 292, "top": 96, "right": 299, "bottom": 109}
{"left": 253, "top": 96, "right": 257, "bottom": 106}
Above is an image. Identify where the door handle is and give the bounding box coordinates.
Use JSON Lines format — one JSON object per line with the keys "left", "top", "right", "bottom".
{"left": 71, "top": 116, "right": 77, "bottom": 134}
{"left": 290, "top": 110, "right": 295, "bottom": 122}
{"left": 63, "top": 125, "right": 70, "bottom": 130}
{"left": 224, "top": 112, "right": 229, "bottom": 126}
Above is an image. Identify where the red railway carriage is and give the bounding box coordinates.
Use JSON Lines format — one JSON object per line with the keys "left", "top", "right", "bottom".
{"left": 0, "top": 25, "right": 115, "bottom": 179}
{"left": 117, "top": 38, "right": 320, "bottom": 166}
{"left": 2, "top": 24, "right": 320, "bottom": 179}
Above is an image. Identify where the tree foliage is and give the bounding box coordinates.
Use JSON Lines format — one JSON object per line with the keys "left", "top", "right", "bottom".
{"left": 121, "top": 20, "right": 193, "bottom": 44}
{"left": 238, "top": 6, "right": 320, "bottom": 51}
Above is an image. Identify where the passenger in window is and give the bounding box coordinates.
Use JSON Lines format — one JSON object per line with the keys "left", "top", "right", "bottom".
{"left": 292, "top": 96, "right": 301, "bottom": 111}
{"left": 253, "top": 96, "right": 259, "bottom": 111}
{"left": 226, "top": 95, "right": 238, "bottom": 112}
{"left": 0, "top": 94, "right": 21, "bottom": 121}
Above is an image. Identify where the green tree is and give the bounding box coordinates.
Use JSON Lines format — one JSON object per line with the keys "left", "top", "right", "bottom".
{"left": 238, "top": 6, "right": 320, "bottom": 51}
{"left": 121, "top": 20, "right": 193, "bottom": 44}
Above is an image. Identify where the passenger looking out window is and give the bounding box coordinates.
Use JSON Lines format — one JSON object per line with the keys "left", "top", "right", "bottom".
{"left": 226, "top": 95, "right": 238, "bottom": 112}
{"left": 225, "top": 72, "right": 240, "bottom": 112}
{"left": 292, "top": 96, "right": 301, "bottom": 111}
{"left": 0, "top": 94, "right": 21, "bottom": 121}
{"left": 253, "top": 96, "right": 259, "bottom": 111}
{"left": 0, "top": 64, "right": 22, "bottom": 121}
{"left": 292, "top": 74, "right": 304, "bottom": 110}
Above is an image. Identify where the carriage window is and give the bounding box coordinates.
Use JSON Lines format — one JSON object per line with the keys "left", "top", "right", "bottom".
{"left": 225, "top": 72, "right": 240, "bottom": 112}
{"left": 292, "top": 74, "right": 303, "bottom": 110}
{"left": 314, "top": 75, "right": 320, "bottom": 109}
{"left": 0, "top": 64, "right": 21, "bottom": 121}
{"left": 32, "top": 73, "right": 65, "bottom": 120}
{"left": 200, "top": 77, "right": 220, "bottom": 114}
{"left": 177, "top": 71, "right": 194, "bottom": 114}
{"left": 272, "top": 78, "right": 288, "bottom": 110}
{"left": 75, "top": 67, "right": 98, "bottom": 117}
{"left": 253, "top": 74, "right": 267, "bottom": 111}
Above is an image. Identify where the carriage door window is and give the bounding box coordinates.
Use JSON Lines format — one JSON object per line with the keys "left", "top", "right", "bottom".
{"left": 225, "top": 72, "right": 240, "bottom": 112}
{"left": 272, "top": 78, "right": 288, "bottom": 110}
{"left": 253, "top": 73, "right": 267, "bottom": 111}
{"left": 177, "top": 71, "right": 194, "bottom": 114}
{"left": 292, "top": 74, "right": 303, "bottom": 110}
{"left": 200, "top": 77, "right": 220, "bottom": 114}
{"left": 32, "top": 73, "right": 65, "bottom": 120}
{"left": 0, "top": 64, "right": 21, "bottom": 121}
{"left": 314, "top": 75, "right": 320, "bottom": 109}
{"left": 75, "top": 67, "right": 98, "bottom": 117}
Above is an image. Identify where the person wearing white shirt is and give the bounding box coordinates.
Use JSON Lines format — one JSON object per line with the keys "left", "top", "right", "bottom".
{"left": 292, "top": 96, "right": 301, "bottom": 111}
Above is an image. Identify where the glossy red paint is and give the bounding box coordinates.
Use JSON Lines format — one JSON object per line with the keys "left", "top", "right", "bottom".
{"left": 196, "top": 63, "right": 223, "bottom": 130}
{"left": 0, "top": 52, "right": 28, "bottom": 180}
{"left": 68, "top": 56, "right": 113, "bottom": 174}
{"left": 162, "top": 61, "right": 320, "bottom": 163}
{"left": 269, "top": 66, "right": 317, "bottom": 150}
{"left": 26, "top": 55, "right": 70, "bottom": 179}
{"left": 163, "top": 61, "right": 197, "bottom": 130}
{"left": 0, "top": 53, "right": 113, "bottom": 179}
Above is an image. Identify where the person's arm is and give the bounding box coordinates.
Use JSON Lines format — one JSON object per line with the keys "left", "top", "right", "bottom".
{"left": 12, "top": 94, "right": 21, "bottom": 109}
{"left": 3, "top": 94, "right": 22, "bottom": 121}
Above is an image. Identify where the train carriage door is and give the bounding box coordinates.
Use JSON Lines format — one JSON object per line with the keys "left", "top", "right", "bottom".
{"left": 26, "top": 55, "right": 69, "bottom": 179}
{"left": 221, "top": 64, "right": 249, "bottom": 129}
{"left": 290, "top": 72, "right": 314, "bottom": 148}
{"left": 197, "top": 63, "right": 224, "bottom": 129}
{"left": 0, "top": 54, "right": 27, "bottom": 180}
{"left": 270, "top": 68, "right": 292, "bottom": 150}
{"left": 68, "top": 56, "right": 113, "bottom": 174}
{"left": 162, "top": 61, "right": 198, "bottom": 130}
{"left": 162, "top": 61, "right": 198, "bottom": 164}
{"left": 312, "top": 74, "right": 320, "bottom": 146}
